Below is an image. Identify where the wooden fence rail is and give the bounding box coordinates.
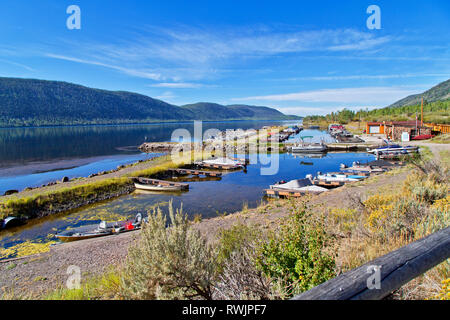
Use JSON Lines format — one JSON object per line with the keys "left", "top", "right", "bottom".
{"left": 292, "top": 226, "right": 450, "bottom": 300}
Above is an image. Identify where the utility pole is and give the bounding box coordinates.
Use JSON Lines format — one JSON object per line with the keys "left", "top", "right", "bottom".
{"left": 421, "top": 97, "right": 424, "bottom": 127}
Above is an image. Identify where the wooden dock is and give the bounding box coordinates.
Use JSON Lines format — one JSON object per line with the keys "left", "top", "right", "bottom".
{"left": 168, "top": 168, "right": 223, "bottom": 177}
{"left": 264, "top": 188, "right": 326, "bottom": 198}
{"left": 325, "top": 143, "right": 380, "bottom": 151}
{"left": 194, "top": 163, "right": 244, "bottom": 171}
{"left": 131, "top": 177, "right": 189, "bottom": 190}
{"left": 264, "top": 188, "right": 306, "bottom": 198}
{"left": 312, "top": 180, "right": 346, "bottom": 188}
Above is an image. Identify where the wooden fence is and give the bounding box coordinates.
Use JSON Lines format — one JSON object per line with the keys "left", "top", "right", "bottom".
{"left": 292, "top": 226, "right": 450, "bottom": 300}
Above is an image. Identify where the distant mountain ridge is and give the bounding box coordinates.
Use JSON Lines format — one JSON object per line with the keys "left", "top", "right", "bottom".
{"left": 388, "top": 79, "right": 450, "bottom": 108}
{"left": 0, "top": 77, "right": 299, "bottom": 127}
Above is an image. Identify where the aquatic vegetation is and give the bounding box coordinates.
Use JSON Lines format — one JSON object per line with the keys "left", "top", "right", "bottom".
{"left": 0, "top": 239, "right": 57, "bottom": 260}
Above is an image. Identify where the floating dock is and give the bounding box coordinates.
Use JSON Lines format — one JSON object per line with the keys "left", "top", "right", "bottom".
{"left": 168, "top": 168, "right": 223, "bottom": 177}
{"left": 194, "top": 163, "right": 244, "bottom": 170}
{"left": 264, "top": 188, "right": 312, "bottom": 198}
{"left": 311, "top": 180, "right": 346, "bottom": 188}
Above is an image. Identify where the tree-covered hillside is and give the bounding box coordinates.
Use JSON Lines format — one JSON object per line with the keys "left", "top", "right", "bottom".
{"left": 389, "top": 79, "right": 450, "bottom": 108}
{"left": 0, "top": 77, "right": 299, "bottom": 127}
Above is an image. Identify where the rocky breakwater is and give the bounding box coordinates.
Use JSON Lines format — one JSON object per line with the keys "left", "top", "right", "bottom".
{"left": 138, "top": 142, "right": 201, "bottom": 153}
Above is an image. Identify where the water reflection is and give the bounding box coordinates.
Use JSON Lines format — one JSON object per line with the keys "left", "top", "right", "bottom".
{"left": 0, "top": 151, "right": 375, "bottom": 259}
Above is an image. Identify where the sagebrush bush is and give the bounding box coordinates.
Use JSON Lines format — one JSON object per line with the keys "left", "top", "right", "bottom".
{"left": 216, "top": 223, "right": 261, "bottom": 270}
{"left": 121, "top": 202, "right": 218, "bottom": 300}
{"left": 213, "top": 242, "right": 273, "bottom": 300}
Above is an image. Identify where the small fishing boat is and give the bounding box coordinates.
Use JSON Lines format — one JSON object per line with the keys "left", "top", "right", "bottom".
{"left": 133, "top": 177, "right": 189, "bottom": 192}
{"left": 367, "top": 142, "right": 419, "bottom": 155}
{"left": 55, "top": 214, "right": 145, "bottom": 242}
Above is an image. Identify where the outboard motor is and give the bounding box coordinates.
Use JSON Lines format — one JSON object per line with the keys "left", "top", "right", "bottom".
{"left": 305, "top": 174, "right": 313, "bottom": 180}
{"left": 99, "top": 221, "right": 107, "bottom": 230}
{"left": 134, "top": 213, "right": 143, "bottom": 226}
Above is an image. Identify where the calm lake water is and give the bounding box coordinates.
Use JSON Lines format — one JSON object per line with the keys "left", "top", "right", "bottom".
{"left": 0, "top": 150, "right": 376, "bottom": 259}
{"left": 0, "top": 120, "right": 296, "bottom": 194}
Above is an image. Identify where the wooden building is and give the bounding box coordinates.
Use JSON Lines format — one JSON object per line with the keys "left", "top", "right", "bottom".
{"left": 366, "top": 121, "right": 433, "bottom": 140}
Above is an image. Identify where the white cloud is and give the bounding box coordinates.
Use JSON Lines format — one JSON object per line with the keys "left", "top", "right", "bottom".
{"left": 274, "top": 105, "right": 381, "bottom": 116}
{"left": 43, "top": 26, "right": 391, "bottom": 82}
{"left": 45, "top": 53, "right": 162, "bottom": 80}
{"left": 0, "top": 58, "right": 35, "bottom": 72}
{"left": 154, "top": 91, "right": 176, "bottom": 100}
{"left": 149, "top": 82, "right": 206, "bottom": 88}
{"left": 285, "top": 73, "right": 448, "bottom": 81}
{"left": 232, "top": 86, "right": 420, "bottom": 105}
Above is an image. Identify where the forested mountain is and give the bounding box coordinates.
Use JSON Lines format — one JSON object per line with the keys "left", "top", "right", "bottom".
{"left": 303, "top": 79, "right": 450, "bottom": 124}
{"left": 389, "top": 79, "right": 450, "bottom": 108}
{"left": 0, "top": 77, "right": 299, "bottom": 127}
{"left": 181, "top": 103, "right": 287, "bottom": 120}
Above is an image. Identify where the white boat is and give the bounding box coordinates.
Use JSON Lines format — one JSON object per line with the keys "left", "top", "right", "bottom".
{"left": 289, "top": 136, "right": 328, "bottom": 153}
{"left": 367, "top": 142, "right": 419, "bottom": 155}
{"left": 270, "top": 178, "right": 329, "bottom": 193}
{"left": 316, "top": 172, "right": 366, "bottom": 182}
{"left": 195, "top": 157, "right": 246, "bottom": 169}
{"left": 134, "top": 183, "right": 186, "bottom": 192}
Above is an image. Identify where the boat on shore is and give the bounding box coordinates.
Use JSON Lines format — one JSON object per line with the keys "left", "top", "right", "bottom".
{"left": 55, "top": 213, "right": 145, "bottom": 242}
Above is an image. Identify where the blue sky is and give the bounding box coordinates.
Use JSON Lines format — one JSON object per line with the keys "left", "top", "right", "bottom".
{"left": 0, "top": 0, "right": 449, "bottom": 116}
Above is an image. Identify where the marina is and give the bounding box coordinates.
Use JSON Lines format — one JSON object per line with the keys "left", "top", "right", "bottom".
{"left": 0, "top": 121, "right": 421, "bottom": 258}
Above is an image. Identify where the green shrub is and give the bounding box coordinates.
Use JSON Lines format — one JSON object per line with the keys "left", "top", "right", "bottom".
{"left": 216, "top": 223, "right": 260, "bottom": 270}
{"left": 255, "top": 202, "right": 335, "bottom": 297}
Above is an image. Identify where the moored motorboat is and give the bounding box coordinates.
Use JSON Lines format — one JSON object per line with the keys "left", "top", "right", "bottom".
{"left": 367, "top": 143, "right": 419, "bottom": 155}
{"left": 289, "top": 136, "right": 328, "bottom": 153}
{"left": 270, "top": 178, "right": 329, "bottom": 193}
{"left": 194, "top": 157, "right": 246, "bottom": 170}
